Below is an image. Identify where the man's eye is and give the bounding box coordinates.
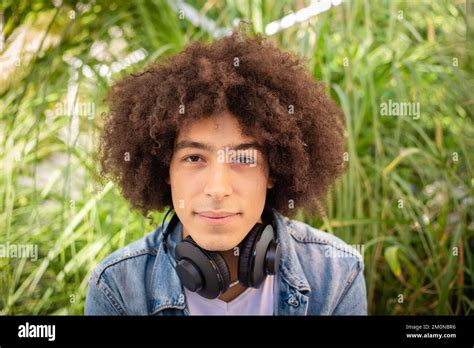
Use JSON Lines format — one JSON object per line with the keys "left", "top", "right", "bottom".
{"left": 184, "top": 155, "right": 203, "bottom": 163}
{"left": 232, "top": 156, "right": 256, "bottom": 165}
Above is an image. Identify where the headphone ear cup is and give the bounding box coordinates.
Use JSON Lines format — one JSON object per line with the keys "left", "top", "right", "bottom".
{"left": 175, "top": 236, "right": 230, "bottom": 299}
{"left": 238, "top": 223, "right": 279, "bottom": 288}
{"left": 207, "top": 251, "right": 231, "bottom": 293}
{"left": 237, "top": 227, "right": 260, "bottom": 288}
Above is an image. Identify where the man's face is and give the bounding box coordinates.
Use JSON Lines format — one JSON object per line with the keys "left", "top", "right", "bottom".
{"left": 167, "top": 111, "right": 273, "bottom": 251}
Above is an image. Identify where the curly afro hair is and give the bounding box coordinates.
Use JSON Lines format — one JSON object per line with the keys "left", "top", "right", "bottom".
{"left": 99, "top": 30, "right": 346, "bottom": 219}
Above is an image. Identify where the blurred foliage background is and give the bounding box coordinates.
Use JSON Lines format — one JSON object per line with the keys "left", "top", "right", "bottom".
{"left": 0, "top": 0, "right": 473, "bottom": 315}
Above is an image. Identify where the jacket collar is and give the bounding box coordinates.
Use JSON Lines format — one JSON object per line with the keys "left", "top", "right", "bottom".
{"left": 150, "top": 209, "right": 311, "bottom": 315}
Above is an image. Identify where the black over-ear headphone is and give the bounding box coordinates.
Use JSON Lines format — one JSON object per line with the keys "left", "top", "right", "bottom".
{"left": 161, "top": 208, "right": 281, "bottom": 299}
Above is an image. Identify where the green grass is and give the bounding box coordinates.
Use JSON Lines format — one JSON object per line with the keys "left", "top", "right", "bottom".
{"left": 1, "top": 0, "right": 473, "bottom": 315}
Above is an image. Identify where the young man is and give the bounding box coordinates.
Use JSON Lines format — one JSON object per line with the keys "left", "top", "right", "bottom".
{"left": 85, "top": 30, "right": 367, "bottom": 315}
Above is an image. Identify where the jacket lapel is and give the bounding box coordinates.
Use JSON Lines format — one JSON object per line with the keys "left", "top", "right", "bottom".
{"left": 150, "top": 220, "right": 187, "bottom": 315}
{"left": 272, "top": 210, "right": 312, "bottom": 315}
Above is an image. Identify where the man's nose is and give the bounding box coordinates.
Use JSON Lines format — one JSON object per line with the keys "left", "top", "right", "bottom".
{"left": 203, "top": 162, "right": 233, "bottom": 200}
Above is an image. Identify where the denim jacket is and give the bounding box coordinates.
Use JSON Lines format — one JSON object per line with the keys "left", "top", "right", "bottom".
{"left": 85, "top": 209, "right": 367, "bottom": 315}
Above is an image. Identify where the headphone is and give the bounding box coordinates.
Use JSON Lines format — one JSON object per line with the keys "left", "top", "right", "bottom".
{"left": 161, "top": 207, "right": 281, "bottom": 299}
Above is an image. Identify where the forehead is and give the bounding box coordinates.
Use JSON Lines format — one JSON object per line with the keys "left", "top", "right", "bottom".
{"left": 176, "top": 112, "right": 257, "bottom": 144}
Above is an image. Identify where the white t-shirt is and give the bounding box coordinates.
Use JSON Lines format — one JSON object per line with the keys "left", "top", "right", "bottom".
{"left": 184, "top": 275, "right": 274, "bottom": 315}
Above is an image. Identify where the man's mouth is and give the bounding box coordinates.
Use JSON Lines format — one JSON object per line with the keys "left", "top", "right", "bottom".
{"left": 194, "top": 211, "right": 241, "bottom": 225}
{"left": 196, "top": 211, "right": 238, "bottom": 218}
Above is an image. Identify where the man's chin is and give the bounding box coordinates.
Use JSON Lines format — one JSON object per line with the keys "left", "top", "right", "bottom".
{"left": 191, "top": 234, "right": 239, "bottom": 252}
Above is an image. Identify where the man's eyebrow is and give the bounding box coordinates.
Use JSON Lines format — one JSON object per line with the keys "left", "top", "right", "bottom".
{"left": 174, "top": 140, "right": 212, "bottom": 152}
{"left": 174, "top": 140, "right": 264, "bottom": 152}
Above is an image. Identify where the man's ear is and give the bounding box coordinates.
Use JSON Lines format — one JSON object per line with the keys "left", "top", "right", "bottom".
{"left": 267, "top": 177, "right": 274, "bottom": 189}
